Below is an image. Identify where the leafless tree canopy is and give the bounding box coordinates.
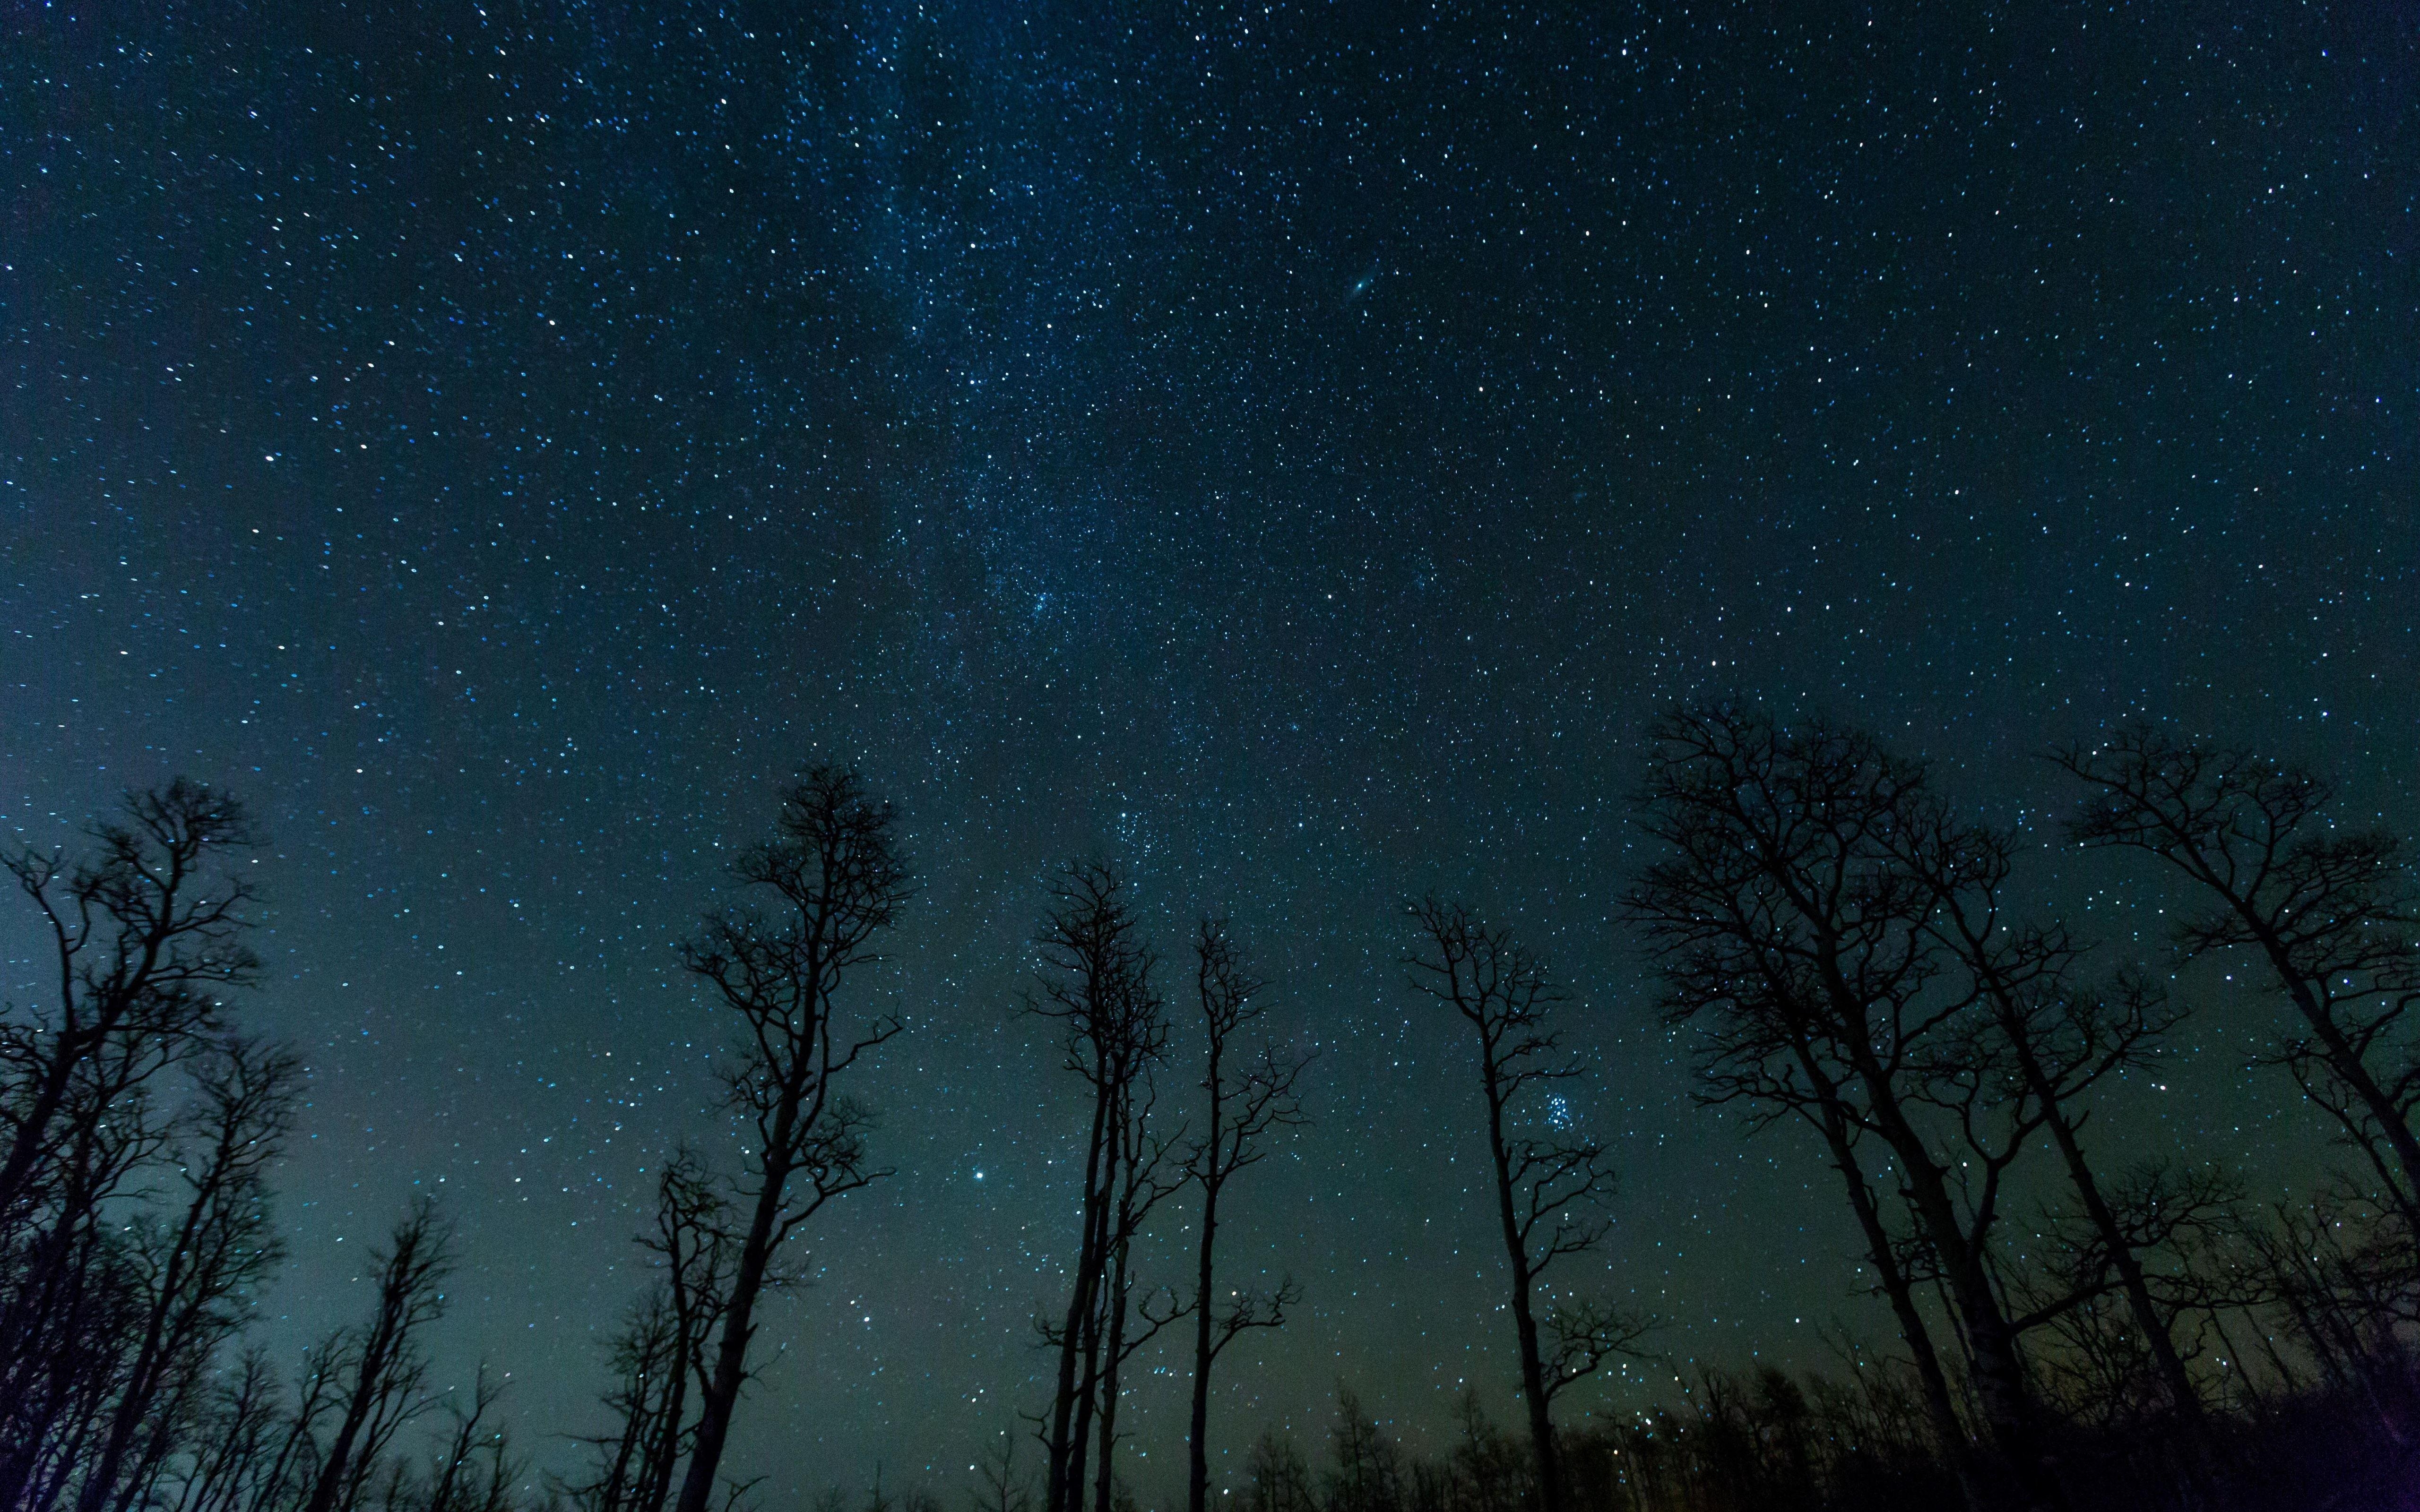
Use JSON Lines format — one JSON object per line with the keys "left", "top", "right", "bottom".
{"left": 668, "top": 767, "right": 913, "bottom": 1512}
{"left": 2051, "top": 729, "right": 2420, "bottom": 1229}
{"left": 1407, "top": 898, "right": 1644, "bottom": 1512}
{"left": 1183, "top": 918, "right": 1310, "bottom": 1512}
{"left": 1023, "top": 862, "right": 1187, "bottom": 1512}
{"left": 11, "top": 737, "right": 2420, "bottom": 1512}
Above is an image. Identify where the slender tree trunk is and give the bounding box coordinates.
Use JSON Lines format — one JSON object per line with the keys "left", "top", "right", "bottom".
{"left": 1804, "top": 1086, "right": 1977, "bottom": 1508}
{"left": 596, "top": 1402, "right": 645, "bottom": 1512}
{"left": 2033, "top": 1097, "right": 2204, "bottom": 1427}
{"left": 0, "top": 1140, "right": 120, "bottom": 1512}
{"left": 1188, "top": 1030, "right": 1228, "bottom": 1512}
{"left": 1950, "top": 928, "right": 2212, "bottom": 1444}
{"left": 78, "top": 1167, "right": 222, "bottom": 1512}
{"left": 1048, "top": 1091, "right": 1115, "bottom": 1512}
{"left": 0, "top": 1042, "right": 84, "bottom": 1227}
{"left": 1092, "top": 1229, "right": 1132, "bottom": 1512}
{"left": 1187, "top": 1168, "right": 1220, "bottom": 1512}
{"left": 1875, "top": 1105, "right": 2064, "bottom": 1512}
{"left": 673, "top": 1103, "right": 797, "bottom": 1512}
{"left": 1479, "top": 1067, "right": 1561, "bottom": 1512}
{"left": 638, "top": 1341, "right": 692, "bottom": 1512}
{"left": 1818, "top": 945, "right": 2066, "bottom": 1512}
{"left": 1068, "top": 1289, "right": 1102, "bottom": 1512}
{"left": 302, "top": 1343, "right": 398, "bottom": 1512}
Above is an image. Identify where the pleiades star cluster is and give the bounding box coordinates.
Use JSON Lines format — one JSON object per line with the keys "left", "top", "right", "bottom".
{"left": 3, "top": 1, "right": 2412, "bottom": 1502}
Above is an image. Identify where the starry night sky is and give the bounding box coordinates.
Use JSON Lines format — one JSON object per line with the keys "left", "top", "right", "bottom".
{"left": 4, "top": 0, "right": 2416, "bottom": 1502}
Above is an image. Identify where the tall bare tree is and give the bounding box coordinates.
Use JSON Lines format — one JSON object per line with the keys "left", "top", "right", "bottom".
{"left": 572, "top": 1151, "right": 734, "bottom": 1512}
{"left": 671, "top": 767, "right": 911, "bottom": 1512}
{"left": 0, "top": 779, "right": 267, "bottom": 1509}
{"left": 1085, "top": 1065, "right": 1185, "bottom": 1512}
{"left": 2049, "top": 730, "right": 2420, "bottom": 1233}
{"left": 1626, "top": 706, "right": 2069, "bottom": 1512}
{"left": 0, "top": 779, "right": 259, "bottom": 1229}
{"left": 412, "top": 1366, "right": 523, "bottom": 1512}
{"left": 1025, "top": 862, "right": 1176, "bottom": 1512}
{"left": 77, "top": 1037, "right": 299, "bottom": 1512}
{"left": 1183, "top": 918, "right": 1307, "bottom": 1512}
{"left": 1406, "top": 899, "right": 1640, "bottom": 1512}
{"left": 1896, "top": 808, "right": 2208, "bottom": 1436}
{"left": 1622, "top": 928, "right": 1978, "bottom": 1501}
{"left": 302, "top": 1198, "right": 455, "bottom": 1512}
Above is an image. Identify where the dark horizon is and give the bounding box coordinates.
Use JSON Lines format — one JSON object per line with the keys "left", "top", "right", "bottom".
{"left": 4, "top": 3, "right": 2415, "bottom": 1508}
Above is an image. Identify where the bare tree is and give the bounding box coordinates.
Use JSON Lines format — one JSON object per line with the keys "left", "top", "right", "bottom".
{"left": 1183, "top": 918, "right": 1308, "bottom": 1512}
{"left": 1406, "top": 899, "right": 1641, "bottom": 1512}
{"left": 1668, "top": 989, "right": 1978, "bottom": 1494}
{"left": 410, "top": 1366, "right": 521, "bottom": 1512}
{"left": 0, "top": 1077, "right": 164, "bottom": 1509}
{"left": 0, "top": 780, "right": 270, "bottom": 1512}
{"left": 302, "top": 1198, "right": 455, "bottom": 1512}
{"left": 78, "top": 1037, "right": 299, "bottom": 1512}
{"left": 2049, "top": 730, "right": 2420, "bottom": 1233}
{"left": 1898, "top": 806, "right": 2214, "bottom": 1435}
{"left": 967, "top": 1434, "right": 1033, "bottom": 1512}
{"left": 0, "top": 779, "right": 259, "bottom": 1230}
{"left": 1240, "top": 1432, "right": 1314, "bottom": 1512}
{"left": 1321, "top": 1387, "right": 1402, "bottom": 1512}
{"left": 671, "top": 767, "right": 912, "bottom": 1512}
{"left": 1024, "top": 862, "right": 1176, "bottom": 1512}
{"left": 1626, "top": 706, "right": 2069, "bottom": 1512}
{"left": 572, "top": 1151, "right": 734, "bottom": 1512}
{"left": 167, "top": 1346, "right": 282, "bottom": 1512}
{"left": 1084, "top": 1081, "right": 1185, "bottom": 1512}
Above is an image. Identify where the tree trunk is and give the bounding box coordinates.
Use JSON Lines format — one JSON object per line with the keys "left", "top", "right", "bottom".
{"left": 1805, "top": 1088, "right": 1978, "bottom": 1508}
{"left": 1188, "top": 1181, "right": 1220, "bottom": 1512}
{"left": 672, "top": 1108, "right": 797, "bottom": 1512}
{"left": 1092, "top": 1232, "right": 1132, "bottom": 1512}
{"left": 1815, "top": 941, "right": 2066, "bottom": 1512}
{"left": 1047, "top": 1090, "right": 1116, "bottom": 1512}
{"left": 1480, "top": 1068, "right": 1562, "bottom": 1512}
{"left": 1188, "top": 1033, "right": 1228, "bottom": 1512}
{"left": 1884, "top": 1118, "right": 2066, "bottom": 1512}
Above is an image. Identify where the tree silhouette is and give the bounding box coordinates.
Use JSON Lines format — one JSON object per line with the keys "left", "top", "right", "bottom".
{"left": 1183, "top": 918, "right": 1309, "bottom": 1512}
{"left": 0, "top": 778, "right": 276, "bottom": 1509}
{"left": 1406, "top": 899, "right": 1642, "bottom": 1512}
{"left": 1241, "top": 1431, "right": 1315, "bottom": 1512}
{"left": 1024, "top": 862, "right": 1180, "bottom": 1512}
{"left": 74, "top": 1036, "right": 299, "bottom": 1512}
{"left": 672, "top": 767, "right": 912, "bottom": 1512}
{"left": 302, "top": 1197, "right": 455, "bottom": 1512}
{"left": 1894, "top": 804, "right": 2208, "bottom": 1438}
{"left": 573, "top": 1150, "right": 735, "bottom": 1512}
{"left": 0, "top": 779, "right": 259, "bottom": 1229}
{"left": 411, "top": 1366, "right": 523, "bottom": 1512}
{"left": 2050, "top": 729, "right": 2420, "bottom": 1235}
{"left": 1321, "top": 1389, "right": 1401, "bottom": 1512}
{"left": 1626, "top": 705, "right": 2068, "bottom": 1512}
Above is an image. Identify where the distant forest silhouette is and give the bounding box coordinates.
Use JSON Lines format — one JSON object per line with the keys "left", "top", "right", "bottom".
{"left": 3, "top": 703, "right": 2416, "bottom": 1512}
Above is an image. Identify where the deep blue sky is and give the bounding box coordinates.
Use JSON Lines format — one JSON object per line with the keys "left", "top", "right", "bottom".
{"left": 4, "top": 0, "right": 2414, "bottom": 1503}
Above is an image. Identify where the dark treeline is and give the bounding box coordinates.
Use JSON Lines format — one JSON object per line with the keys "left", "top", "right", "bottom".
{"left": 4, "top": 709, "right": 2419, "bottom": 1512}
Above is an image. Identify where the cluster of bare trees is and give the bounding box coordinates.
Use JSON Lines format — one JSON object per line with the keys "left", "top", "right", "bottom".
{"left": 1021, "top": 868, "right": 1310, "bottom": 1512}
{"left": 0, "top": 783, "right": 494, "bottom": 1512}
{"left": 9, "top": 712, "right": 2418, "bottom": 1512}
{"left": 1624, "top": 705, "right": 2420, "bottom": 1510}
{"left": 1231, "top": 1375, "right": 1948, "bottom": 1512}
{"left": 569, "top": 768, "right": 911, "bottom": 1512}
{"left": 564, "top": 815, "right": 1327, "bottom": 1512}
